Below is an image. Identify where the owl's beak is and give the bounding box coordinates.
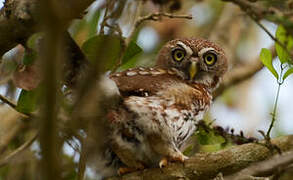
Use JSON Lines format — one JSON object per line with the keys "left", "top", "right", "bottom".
{"left": 189, "top": 61, "right": 198, "bottom": 80}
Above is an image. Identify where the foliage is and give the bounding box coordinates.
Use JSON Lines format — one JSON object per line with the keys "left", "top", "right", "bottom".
{"left": 16, "top": 88, "right": 39, "bottom": 114}
{"left": 81, "top": 35, "right": 142, "bottom": 70}
{"left": 260, "top": 25, "right": 293, "bottom": 138}
{"left": 1, "top": 0, "right": 293, "bottom": 179}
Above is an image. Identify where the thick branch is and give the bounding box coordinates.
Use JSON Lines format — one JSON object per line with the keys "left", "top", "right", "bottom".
{"left": 225, "top": 150, "right": 293, "bottom": 180}
{"left": 0, "top": 0, "right": 38, "bottom": 57}
{"left": 0, "top": 0, "right": 95, "bottom": 57}
{"left": 0, "top": 0, "right": 91, "bottom": 87}
{"left": 107, "top": 135, "right": 293, "bottom": 180}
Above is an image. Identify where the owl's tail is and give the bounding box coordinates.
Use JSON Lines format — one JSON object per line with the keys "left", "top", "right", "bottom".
{"left": 85, "top": 139, "right": 122, "bottom": 179}
{"left": 80, "top": 74, "right": 122, "bottom": 178}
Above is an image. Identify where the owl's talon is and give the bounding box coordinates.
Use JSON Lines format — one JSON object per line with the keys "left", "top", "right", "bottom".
{"left": 117, "top": 163, "right": 145, "bottom": 176}
{"left": 118, "top": 167, "right": 137, "bottom": 176}
{"left": 159, "top": 157, "right": 168, "bottom": 168}
{"left": 159, "top": 154, "right": 188, "bottom": 168}
{"left": 170, "top": 154, "right": 188, "bottom": 163}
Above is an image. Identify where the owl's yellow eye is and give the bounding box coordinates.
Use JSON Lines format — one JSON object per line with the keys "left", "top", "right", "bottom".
{"left": 172, "top": 49, "right": 186, "bottom": 62}
{"left": 203, "top": 52, "right": 217, "bottom": 65}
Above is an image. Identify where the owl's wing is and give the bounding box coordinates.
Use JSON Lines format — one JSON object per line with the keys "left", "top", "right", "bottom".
{"left": 110, "top": 67, "right": 179, "bottom": 97}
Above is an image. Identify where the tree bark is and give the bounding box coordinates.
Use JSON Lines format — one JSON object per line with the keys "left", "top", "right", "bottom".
{"left": 107, "top": 135, "right": 293, "bottom": 180}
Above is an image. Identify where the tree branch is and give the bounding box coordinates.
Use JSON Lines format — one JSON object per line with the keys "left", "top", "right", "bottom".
{"left": 135, "top": 12, "right": 192, "bottom": 28}
{"left": 0, "top": 93, "right": 16, "bottom": 109}
{"left": 107, "top": 135, "right": 293, "bottom": 180}
{"left": 0, "top": 0, "right": 38, "bottom": 57}
{"left": 0, "top": 132, "right": 37, "bottom": 168}
{"left": 225, "top": 150, "right": 293, "bottom": 180}
{"left": 0, "top": 0, "right": 91, "bottom": 87}
{"left": 222, "top": 0, "right": 293, "bottom": 62}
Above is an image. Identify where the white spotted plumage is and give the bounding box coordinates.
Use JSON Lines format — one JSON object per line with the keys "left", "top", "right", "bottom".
{"left": 88, "top": 38, "right": 228, "bottom": 178}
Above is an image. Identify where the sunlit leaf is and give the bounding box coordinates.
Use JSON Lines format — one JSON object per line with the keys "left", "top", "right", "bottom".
{"left": 27, "top": 33, "right": 43, "bottom": 50}
{"left": 287, "top": 36, "right": 293, "bottom": 64}
{"left": 283, "top": 67, "right": 293, "bottom": 81}
{"left": 119, "top": 55, "right": 139, "bottom": 71}
{"left": 275, "top": 25, "right": 293, "bottom": 64}
{"left": 81, "top": 35, "right": 121, "bottom": 70}
{"left": 260, "top": 48, "right": 279, "bottom": 79}
{"left": 88, "top": 9, "right": 100, "bottom": 38}
{"left": 16, "top": 89, "right": 39, "bottom": 114}
{"left": 121, "top": 40, "right": 142, "bottom": 65}
{"left": 69, "top": 19, "right": 87, "bottom": 45}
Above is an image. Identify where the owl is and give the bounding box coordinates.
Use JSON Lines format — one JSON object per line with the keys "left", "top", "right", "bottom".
{"left": 88, "top": 38, "right": 228, "bottom": 178}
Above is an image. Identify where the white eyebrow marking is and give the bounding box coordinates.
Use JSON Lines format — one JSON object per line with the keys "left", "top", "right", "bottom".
{"left": 198, "top": 47, "right": 215, "bottom": 57}
{"left": 176, "top": 41, "right": 193, "bottom": 55}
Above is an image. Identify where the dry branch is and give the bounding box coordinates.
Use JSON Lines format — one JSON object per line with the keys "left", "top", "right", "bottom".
{"left": 0, "top": 132, "right": 37, "bottom": 168}
{"left": 225, "top": 150, "right": 293, "bottom": 180}
{"left": 107, "top": 135, "right": 293, "bottom": 180}
{"left": 0, "top": 0, "right": 38, "bottom": 57}
{"left": 222, "top": 0, "right": 293, "bottom": 62}
{"left": 0, "top": 0, "right": 90, "bottom": 87}
{"left": 135, "top": 12, "right": 192, "bottom": 28}
{"left": 0, "top": 93, "right": 16, "bottom": 109}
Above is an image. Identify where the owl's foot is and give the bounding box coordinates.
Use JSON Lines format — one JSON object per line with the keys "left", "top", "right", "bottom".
{"left": 118, "top": 167, "right": 137, "bottom": 176}
{"left": 159, "top": 157, "right": 168, "bottom": 168}
{"left": 117, "top": 163, "right": 145, "bottom": 175}
{"left": 159, "top": 153, "right": 188, "bottom": 168}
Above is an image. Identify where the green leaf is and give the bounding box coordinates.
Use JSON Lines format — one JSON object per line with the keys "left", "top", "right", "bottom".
{"left": 283, "top": 67, "right": 293, "bottom": 81}
{"left": 69, "top": 19, "right": 87, "bottom": 39}
{"left": 87, "top": 9, "right": 100, "bottom": 38}
{"left": 16, "top": 89, "right": 39, "bottom": 114}
{"left": 27, "top": 33, "right": 43, "bottom": 50}
{"left": 275, "top": 25, "right": 293, "bottom": 63}
{"left": 121, "top": 41, "right": 142, "bottom": 65}
{"left": 183, "top": 145, "right": 194, "bottom": 156}
{"left": 196, "top": 126, "right": 225, "bottom": 145}
{"left": 23, "top": 49, "right": 37, "bottom": 65}
{"left": 81, "top": 35, "right": 121, "bottom": 70}
{"left": 260, "top": 48, "right": 279, "bottom": 79}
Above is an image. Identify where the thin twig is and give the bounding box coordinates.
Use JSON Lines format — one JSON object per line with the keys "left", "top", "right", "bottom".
{"left": 251, "top": 17, "right": 293, "bottom": 62}
{"left": 135, "top": 12, "right": 192, "bottom": 28}
{"left": 105, "top": 23, "right": 127, "bottom": 72}
{"left": 77, "top": 144, "right": 86, "bottom": 180}
{"left": 126, "top": 0, "right": 144, "bottom": 45}
{"left": 0, "top": 93, "right": 32, "bottom": 118}
{"left": 0, "top": 132, "right": 38, "bottom": 167}
{"left": 222, "top": 0, "right": 293, "bottom": 63}
{"left": 111, "top": 11, "right": 192, "bottom": 72}
{"left": 100, "top": 8, "right": 109, "bottom": 34}
{"left": 0, "top": 94, "right": 17, "bottom": 109}
{"left": 0, "top": 121, "right": 24, "bottom": 154}
{"left": 266, "top": 63, "right": 286, "bottom": 140}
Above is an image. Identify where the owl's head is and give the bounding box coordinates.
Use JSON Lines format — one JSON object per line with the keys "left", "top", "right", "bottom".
{"left": 156, "top": 38, "right": 228, "bottom": 91}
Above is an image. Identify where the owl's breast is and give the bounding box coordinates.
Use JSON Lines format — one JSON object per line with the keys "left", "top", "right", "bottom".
{"left": 123, "top": 92, "right": 210, "bottom": 146}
